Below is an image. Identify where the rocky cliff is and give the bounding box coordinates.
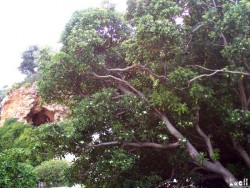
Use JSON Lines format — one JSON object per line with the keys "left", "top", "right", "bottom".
{"left": 0, "top": 84, "right": 68, "bottom": 126}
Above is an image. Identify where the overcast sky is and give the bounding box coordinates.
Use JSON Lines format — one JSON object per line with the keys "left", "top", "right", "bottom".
{"left": 0, "top": 0, "right": 127, "bottom": 88}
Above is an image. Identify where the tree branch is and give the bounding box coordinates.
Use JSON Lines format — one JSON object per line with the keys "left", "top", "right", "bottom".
{"left": 232, "top": 140, "right": 250, "bottom": 169}
{"left": 192, "top": 65, "right": 250, "bottom": 76}
{"left": 220, "top": 32, "right": 228, "bottom": 46}
{"left": 194, "top": 110, "right": 215, "bottom": 160}
{"left": 188, "top": 71, "right": 219, "bottom": 83}
{"left": 86, "top": 141, "right": 180, "bottom": 149}
{"left": 188, "top": 65, "right": 250, "bottom": 83}
{"left": 107, "top": 65, "right": 168, "bottom": 84}
{"left": 91, "top": 72, "right": 149, "bottom": 102}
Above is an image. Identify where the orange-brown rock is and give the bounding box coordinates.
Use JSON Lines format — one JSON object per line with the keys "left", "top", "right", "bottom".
{"left": 0, "top": 84, "right": 68, "bottom": 126}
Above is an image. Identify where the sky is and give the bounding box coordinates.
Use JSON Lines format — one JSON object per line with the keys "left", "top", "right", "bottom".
{"left": 0, "top": 0, "right": 127, "bottom": 88}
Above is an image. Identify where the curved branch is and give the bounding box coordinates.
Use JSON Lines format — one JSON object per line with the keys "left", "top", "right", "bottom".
{"left": 107, "top": 65, "right": 168, "bottom": 84}
{"left": 195, "top": 110, "right": 214, "bottom": 160}
{"left": 87, "top": 141, "right": 180, "bottom": 149}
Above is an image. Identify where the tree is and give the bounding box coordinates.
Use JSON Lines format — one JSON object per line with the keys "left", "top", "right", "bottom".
{"left": 33, "top": 159, "right": 70, "bottom": 187}
{"left": 0, "top": 148, "right": 37, "bottom": 188}
{"left": 37, "top": 1, "right": 250, "bottom": 187}
{"left": 18, "top": 45, "right": 39, "bottom": 75}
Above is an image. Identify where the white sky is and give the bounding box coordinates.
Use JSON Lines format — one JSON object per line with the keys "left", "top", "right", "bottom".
{"left": 0, "top": 0, "right": 127, "bottom": 88}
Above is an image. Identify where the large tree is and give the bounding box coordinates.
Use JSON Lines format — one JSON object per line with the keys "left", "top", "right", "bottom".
{"left": 37, "top": 1, "right": 250, "bottom": 187}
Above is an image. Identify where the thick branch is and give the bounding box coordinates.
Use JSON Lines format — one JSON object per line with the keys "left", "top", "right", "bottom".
{"left": 87, "top": 141, "right": 180, "bottom": 149}
{"left": 233, "top": 140, "right": 250, "bottom": 169}
{"left": 195, "top": 110, "right": 214, "bottom": 160}
{"left": 107, "top": 65, "right": 168, "bottom": 84}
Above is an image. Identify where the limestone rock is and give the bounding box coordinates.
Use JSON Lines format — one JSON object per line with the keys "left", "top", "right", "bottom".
{"left": 0, "top": 84, "right": 68, "bottom": 126}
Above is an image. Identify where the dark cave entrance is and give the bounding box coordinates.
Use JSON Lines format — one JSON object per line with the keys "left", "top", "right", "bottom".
{"left": 25, "top": 107, "right": 55, "bottom": 126}
{"left": 32, "top": 113, "right": 51, "bottom": 126}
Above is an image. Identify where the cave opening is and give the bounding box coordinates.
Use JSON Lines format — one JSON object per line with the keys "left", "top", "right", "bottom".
{"left": 25, "top": 107, "right": 55, "bottom": 126}
{"left": 32, "top": 113, "right": 50, "bottom": 126}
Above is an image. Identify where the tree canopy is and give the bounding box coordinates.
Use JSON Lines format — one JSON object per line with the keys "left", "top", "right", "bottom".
{"left": 37, "top": 1, "right": 250, "bottom": 187}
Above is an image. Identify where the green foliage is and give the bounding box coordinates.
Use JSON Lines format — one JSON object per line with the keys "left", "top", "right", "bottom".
{"left": 33, "top": 159, "right": 69, "bottom": 187}
{"left": 212, "top": 148, "right": 220, "bottom": 161}
{"left": 0, "top": 148, "right": 37, "bottom": 188}
{"left": 198, "top": 152, "right": 206, "bottom": 165}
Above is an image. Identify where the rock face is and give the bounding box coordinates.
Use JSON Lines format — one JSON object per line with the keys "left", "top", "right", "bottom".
{"left": 0, "top": 84, "right": 68, "bottom": 126}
